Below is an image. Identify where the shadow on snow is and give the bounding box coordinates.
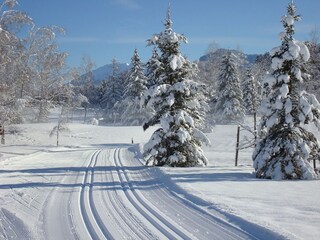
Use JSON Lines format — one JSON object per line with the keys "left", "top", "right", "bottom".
{"left": 0, "top": 166, "right": 160, "bottom": 191}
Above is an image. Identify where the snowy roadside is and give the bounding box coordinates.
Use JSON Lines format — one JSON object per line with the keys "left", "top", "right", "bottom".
{"left": 161, "top": 165, "right": 320, "bottom": 240}
{"left": 160, "top": 124, "right": 320, "bottom": 240}
{"left": 0, "top": 122, "right": 319, "bottom": 240}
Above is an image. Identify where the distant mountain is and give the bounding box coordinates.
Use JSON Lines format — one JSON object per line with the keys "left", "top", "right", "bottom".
{"left": 91, "top": 63, "right": 130, "bottom": 85}
{"left": 76, "top": 63, "right": 130, "bottom": 86}
{"left": 199, "top": 48, "right": 259, "bottom": 64}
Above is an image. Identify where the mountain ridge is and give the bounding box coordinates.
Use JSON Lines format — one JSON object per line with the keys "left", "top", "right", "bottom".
{"left": 88, "top": 49, "right": 260, "bottom": 84}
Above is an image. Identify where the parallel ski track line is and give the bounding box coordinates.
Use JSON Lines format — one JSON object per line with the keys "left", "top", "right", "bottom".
{"left": 39, "top": 160, "right": 80, "bottom": 240}
{"left": 149, "top": 174, "right": 258, "bottom": 240}
{"left": 99, "top": 150, "right": 157, "bottom": 240}
{"left": 119, "top": 148, "right": 254, "bottom": 240}
{"left": 79, "top": 149, "right": 112, "bottom": 240}
{"left": 66, "top": 151, "right": 96, "bottom": 240}
{"left": 113, "top": 148, "right": 193, "bottom": 240}
{"left": 136, "top": 168, "right": 247, "bottom": 240}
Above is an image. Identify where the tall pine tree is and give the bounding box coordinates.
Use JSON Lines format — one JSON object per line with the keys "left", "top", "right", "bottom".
{"left": 143, "top": 7, "right": 209, "bottom": 167}
{"left": 100, "top": 58, "right": 125, "bottom": 123}
{"left": 215, "top": 52, "right": 245, "bottom": 124}
{"left": 118, "top": 48, "right": 150, "bottom": 125}
{"left": 253, "top": 1, "right": 320, "bottom": 180}
{"left": 100, "top": 58, "right": 123, "bottom": 109}
{"left": 242, "top": 69, "right": 260, "bottom": 115}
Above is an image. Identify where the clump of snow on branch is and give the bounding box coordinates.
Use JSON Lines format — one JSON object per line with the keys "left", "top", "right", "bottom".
{"left": 169, "top": 54, "right": 185, "bottom": 70}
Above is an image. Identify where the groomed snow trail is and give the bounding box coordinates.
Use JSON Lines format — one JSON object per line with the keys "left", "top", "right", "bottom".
{"left": 43, "top": 145, "right": 256, "bottom": 239}
{"left": 2, "top": 145, "right": 260, "bottom": 239}
{"left": 112, "top": 146, "right": 256, "bottom": 240}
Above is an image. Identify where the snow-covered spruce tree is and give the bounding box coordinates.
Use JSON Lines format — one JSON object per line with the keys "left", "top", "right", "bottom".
{"left": 242, "top": 69, "right": 260, "bottom": 115}
{"left": 100, "top": 58, "right": 122, "bottom": 109}
{"left": 117, "top": 48, "right": 150, "bottom": 125}
{"left": 100, "top": 58, "right": 125, "bottom": 123}
{"left": 253, "top": 2, "right": 320, "bottom": 180}
{"left": 214, "top": 52, "right": 245, "bottom": 124}
{"left": 142, "top": 8, "right": 209, "bottom": 167}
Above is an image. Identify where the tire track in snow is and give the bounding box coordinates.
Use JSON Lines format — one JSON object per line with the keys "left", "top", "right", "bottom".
{"left": 113, "top": 148, "right": 193, "bottom": 240}
{"left": 79, "top": 149, "right": 112, "bottom": 240}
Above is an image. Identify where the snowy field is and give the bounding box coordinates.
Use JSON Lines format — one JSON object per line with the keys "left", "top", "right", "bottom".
{"left": 0, "top": 116, "right": 319, "bottom": 239}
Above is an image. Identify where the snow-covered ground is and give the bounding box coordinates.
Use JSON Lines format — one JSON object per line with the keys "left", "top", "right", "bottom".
{"left": 0, "top": 118, "right": 319, "bottom": 239}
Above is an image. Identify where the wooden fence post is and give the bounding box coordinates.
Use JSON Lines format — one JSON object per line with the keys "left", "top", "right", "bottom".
{"left": 235, "top": 125, "right": 240, "bottom": 166}
{"left": 0, "top": 125, "right": 4, "bottom": 144}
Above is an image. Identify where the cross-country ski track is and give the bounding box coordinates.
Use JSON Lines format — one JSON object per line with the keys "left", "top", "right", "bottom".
{"left": 0, "top": 143, "right": 286, "bottom": 239}
{"left": 1, "top": 123, "right": 319, "bottom": 239}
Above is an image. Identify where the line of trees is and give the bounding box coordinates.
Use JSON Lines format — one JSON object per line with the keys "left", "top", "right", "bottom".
{"left": 1, "top": 1, "right": 319, "bottom": 177}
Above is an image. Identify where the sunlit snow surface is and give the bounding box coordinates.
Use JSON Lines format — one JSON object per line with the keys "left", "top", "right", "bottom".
{"left": 0, "top": 115, "right": 319, "bottom": 239}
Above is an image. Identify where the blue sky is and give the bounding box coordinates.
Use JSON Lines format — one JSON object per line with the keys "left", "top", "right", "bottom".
{"left": 18, "top": 0, "right": 320, "bottom": 68}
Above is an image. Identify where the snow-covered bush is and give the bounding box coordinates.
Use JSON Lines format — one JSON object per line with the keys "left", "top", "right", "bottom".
{"left": 88, "top": 118, "right": 99, "bottom": 125}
